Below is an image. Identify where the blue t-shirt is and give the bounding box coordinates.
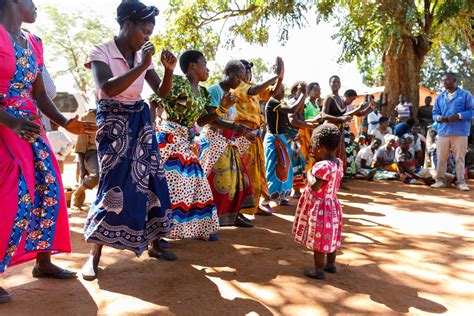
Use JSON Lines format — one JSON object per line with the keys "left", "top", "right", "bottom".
{"left": 207, "top": 83, "right": 237, "bottom": 121}
{"left": 394, "top": 123, "right": 409, "bottom": 137}
{"left": 208, "top": 84, "right": 224, "bottom": 107}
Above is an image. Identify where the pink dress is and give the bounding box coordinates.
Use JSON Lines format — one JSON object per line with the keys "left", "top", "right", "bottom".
{"left": 0, "top": 25, "right": 71, "bottom": 272}
{"left": 293, "top": 159, "right": 344, "bottom": 253}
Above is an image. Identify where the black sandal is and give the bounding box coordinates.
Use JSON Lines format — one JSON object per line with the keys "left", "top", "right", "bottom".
{"left": 32, "top": 266, "right": 77, "bottom": 279}
{"left": 148, "top": 248, "right": 177, "bottom": 261}
{"left": 0, "top": 287, "right": 11, "bottom": 304}
{"left": 324, "top": 266, "right": 337, "bottom": 274}
{"left": 304, "top": 268, "right": 325, "bottom": 280}
{"left": 235, "top": 214, "right": 254, "bottom": 228}
{"left": 256, "top": 204, "right": 273, "bottom": 216}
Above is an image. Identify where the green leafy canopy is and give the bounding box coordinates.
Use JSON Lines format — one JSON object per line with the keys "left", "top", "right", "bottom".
{"left": 37, "top": 5, "right": 114, "bottom": 94}
{"left": 152, "top": 0, "right": 310, "bottom": 59}
{"left": 153, "top": 0, "right": 471, "bottom": 95}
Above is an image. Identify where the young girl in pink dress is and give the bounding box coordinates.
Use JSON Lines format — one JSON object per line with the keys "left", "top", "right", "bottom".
{"left": 293, "top": 123, "right": 344, "bottom": 280}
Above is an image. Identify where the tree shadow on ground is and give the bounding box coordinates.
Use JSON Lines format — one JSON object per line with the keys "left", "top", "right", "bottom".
{"left": 3, "top": 179, "right": 470, "bottom": 315}
{"left": 330, "top": 263, "right": 448, "bottom": 314}
{"left": 95, "top": 256, "right": 274, "bottom": 316}
{"left": 0, "top": 277, "right": 97, "bottom": 315}
{"left": 344, "top": 179, "right": 474, "bottom": 216}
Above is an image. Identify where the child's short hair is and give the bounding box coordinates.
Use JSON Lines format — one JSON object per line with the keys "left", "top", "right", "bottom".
{"left": 311, "top": 123, "right": 341, "bottom": 151}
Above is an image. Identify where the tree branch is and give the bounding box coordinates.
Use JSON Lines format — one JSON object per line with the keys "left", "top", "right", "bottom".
{"left": 430, "top": 0, "right": 439, "bottom": 16}
{"left": 197, "top": 4, "right": 258, "bottom": 28}
{"left": 424, "top": 0, "right": 435, "bottom": 34}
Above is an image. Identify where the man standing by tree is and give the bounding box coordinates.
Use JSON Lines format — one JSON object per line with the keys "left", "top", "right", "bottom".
{"left": 394, "top": 94, "right": 413, "bottom": 123}
{"left": 431, "top": 73, "right": 473, "bottom": 191}
{"left": 417, "top": 96, "right": 434, "bottom": 135}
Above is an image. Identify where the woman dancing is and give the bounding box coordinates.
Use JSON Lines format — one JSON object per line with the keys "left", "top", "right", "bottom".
{"left": 0, "top": 0, "right": 96, "bottom": 302}
{"left": 233, "top": 57, "right": 284, "bottom": 216}
{"left": 199, "top": 60, "right": 256, "bottom": 227}
{"left": 263, "top": 83, "right": 308, "bottom": 204}
{"left": 322, "top": 76, "right": 370, "bottom": 174}
{"left": 82, "top": 0, "right": 177, "bottom": 280}
{"left": 152, "top": 50, "right": 234, "bottom": 241}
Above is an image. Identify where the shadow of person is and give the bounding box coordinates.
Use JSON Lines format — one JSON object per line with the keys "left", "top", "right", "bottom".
{"left": 95, "top": 255, "right": 273, "bottom": 315}
{"left": 0, "top": 278, "right": 98, "bottom": 315}
{"left": 330, "top": 263, "right": 448, "bottom": 314}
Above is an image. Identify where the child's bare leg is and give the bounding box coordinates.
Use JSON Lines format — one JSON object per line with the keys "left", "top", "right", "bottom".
{"left": 304, "top": 251, "right": 325, "bottom": 279}
{"left": 324, "top": 251, "right": 337, "bottom": 273}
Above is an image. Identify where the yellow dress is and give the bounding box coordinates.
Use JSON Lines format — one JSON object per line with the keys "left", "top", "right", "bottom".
{"left": 232, "top": 82, "right": 272, "bottom": 214}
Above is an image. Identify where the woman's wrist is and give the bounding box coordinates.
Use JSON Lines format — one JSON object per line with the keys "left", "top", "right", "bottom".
{"left": 2, "top": 114, "right": 17, "bottom": 129}
{"left": 215, "top": 106, "right": 228, "bottom": 117}
{"left": 59, "top": 116, "right": 70, "bottom": 128}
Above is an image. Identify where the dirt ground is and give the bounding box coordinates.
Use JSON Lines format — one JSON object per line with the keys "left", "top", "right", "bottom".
{"left": 1, "top": 162, "right": 473, "bottom": 315}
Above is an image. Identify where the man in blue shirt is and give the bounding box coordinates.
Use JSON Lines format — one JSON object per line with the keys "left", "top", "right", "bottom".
{"left": 431, "top": 73, "right": 473, "bottom": 191}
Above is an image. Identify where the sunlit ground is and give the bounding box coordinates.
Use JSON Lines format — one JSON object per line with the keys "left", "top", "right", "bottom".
{"left": 1, "top": 161, "right": 473, "bottom": 315}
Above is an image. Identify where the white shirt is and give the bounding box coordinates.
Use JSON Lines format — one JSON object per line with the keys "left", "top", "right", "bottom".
{"left": 46, "top": 131, "right": 74, "bottom": 162}
{"left": 356, "top": 146, "right": 375, "bottom": 170}
{"left": 367, "top": 111, "right": 382, "bottom": 134}
{"left": 447, "top": 91, "right": 456, "bottom": 101}
{"left": 403, "top": 133, "right": 422, "bottom": 152}
{"left": 395, "top": 147, "right": 416, "bottom": 163}
{"left": 370, "top": 127, "right": 393, "bottom": 145}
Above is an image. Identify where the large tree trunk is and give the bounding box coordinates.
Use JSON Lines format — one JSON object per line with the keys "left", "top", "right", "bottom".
{"left": 382, "top": 36, "right": 428, "bottom": 120}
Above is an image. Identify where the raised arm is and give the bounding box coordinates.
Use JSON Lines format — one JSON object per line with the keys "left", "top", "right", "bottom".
{"left": 353, "top": 103, "right": 373, "bottom": 117}
{"left": 247, "top": 75, "right": 278, "bottom": 96}
{"left": 145, "top": 49, "right": 177, "bottom": 99}
{"left": 248, "top": 57, "right": 284, "bottom": 97}
{"left": 280, "top": 87, "right": 306, "bottom": 114}
{"left": 92, "top": 42, "right": 154, "bottom": 98}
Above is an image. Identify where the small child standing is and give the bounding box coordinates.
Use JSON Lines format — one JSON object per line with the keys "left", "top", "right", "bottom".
{"left": 293, "top": 123, "right": 344, "bottom": 280}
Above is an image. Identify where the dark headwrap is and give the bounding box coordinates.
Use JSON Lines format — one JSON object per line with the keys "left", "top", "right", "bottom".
{"left": 239, "top": 59, "right": 254, "bottom": 70}
{"left": 117, "top": 0, "right": 159, "bottom": 25}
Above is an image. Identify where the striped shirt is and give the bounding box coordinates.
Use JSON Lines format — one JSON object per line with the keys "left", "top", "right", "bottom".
{"left": 395, "top": 102, "right": 412, "bottom": 118}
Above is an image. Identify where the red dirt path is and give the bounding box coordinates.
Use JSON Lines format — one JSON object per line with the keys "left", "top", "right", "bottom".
{"left": 1, "top": 166, "right": 473, "bottom": 315}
